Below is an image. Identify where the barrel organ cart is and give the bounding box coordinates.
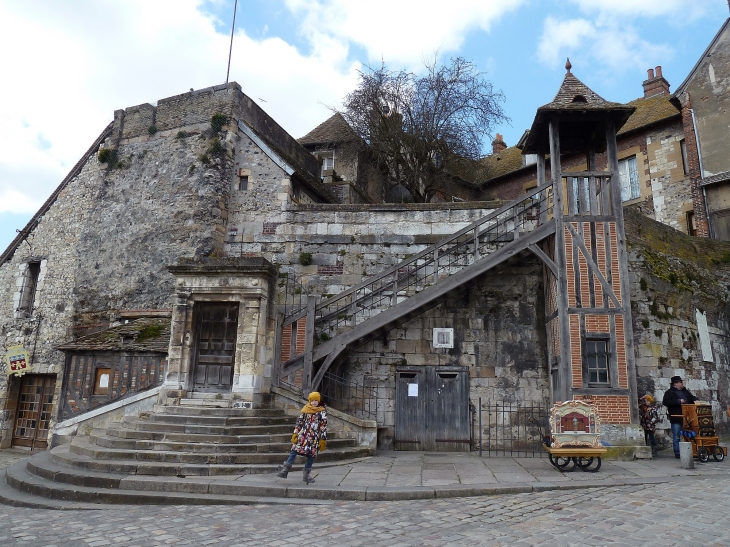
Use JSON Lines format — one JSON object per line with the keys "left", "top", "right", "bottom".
{"left": 543, "top": 400, "right": 606, "bottom": 472}
{"left": 681, "top": 403, "right": 727, "bottom": 463}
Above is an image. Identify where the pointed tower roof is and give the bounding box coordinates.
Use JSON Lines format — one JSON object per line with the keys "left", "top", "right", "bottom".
{"left": 521, "top": 60, "right": 635, "bottom": 154}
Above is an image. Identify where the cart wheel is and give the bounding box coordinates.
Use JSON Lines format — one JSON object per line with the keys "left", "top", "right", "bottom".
{"left": 698, "top": 447, "right": 710, "bottom": 463}
{"left": 548, "top": 453, "right": 556, "bottom": 466}
{"left": 554, "top": 457, "right": 576, "bottom": 472}
{"left": 576, "top": 456, "right": 601, "bottom": 472}
{"left": 713, "top": 446, "right": 725, "bottom": 462}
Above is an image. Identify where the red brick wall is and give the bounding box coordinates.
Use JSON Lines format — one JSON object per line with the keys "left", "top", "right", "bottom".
{"left": 574, "top": 395, "right": 631, "bottom": 424}
{"left": 679, "top": 96, "right": 710, "bottom": 237}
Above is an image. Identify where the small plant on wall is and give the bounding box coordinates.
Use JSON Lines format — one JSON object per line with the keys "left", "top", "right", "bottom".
{"left": 211, "top": 113, "right": 227, "bottom": 134}
{"left": 98, "top": 148, "right": 117, "bottom": 164}
{"left": 299, "top": 252, "right": 313, "bottom": 266}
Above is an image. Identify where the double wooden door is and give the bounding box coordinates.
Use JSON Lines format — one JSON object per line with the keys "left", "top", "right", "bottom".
{"left": 395, "top": 366, "right": 470, "bottom": 451}
{"left": 11, "top": 374, "right": 56, "bottom": 450}
{"left": 192, "top": 302, "right": 239, "bottom": 392}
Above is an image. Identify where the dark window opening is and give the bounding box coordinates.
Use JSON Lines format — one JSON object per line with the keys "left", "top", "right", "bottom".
{"left": 680, "top": 140, "right": 689, "bottom": 176}
{"left": 571, "top": 95, "right": 587, "bottom": 103}
{"left": 17, "top": 261, "right": 40, "bottom": 317}
{"left": 238, "top": 175, "right": 249, "bottom": 191}
{"left": 687, "top": 210, "right": 697, "bottom": 237}
{"left": 584, "top": 338, "right": 610, "bottom": 386}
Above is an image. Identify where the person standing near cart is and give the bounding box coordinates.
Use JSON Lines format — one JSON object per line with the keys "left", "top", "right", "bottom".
{"left": 663, "top": 376, "right": 696, "bottom": 459}
{"left": 639, "top": 394, "right": 659, "bottom": 456}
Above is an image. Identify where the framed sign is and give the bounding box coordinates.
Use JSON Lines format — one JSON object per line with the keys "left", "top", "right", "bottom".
{"left": 6, "top": 345, "right": 31, "bottom": 377}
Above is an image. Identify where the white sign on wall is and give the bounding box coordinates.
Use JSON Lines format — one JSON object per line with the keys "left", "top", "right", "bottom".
{"left": 408, "top": 383, "right": 418, "bottom": 397}
{"left": 696, "top": 309, "right": 714, "bottom": 363}
{"left": 433, "top": 328, "right": 454, "bottom": 348}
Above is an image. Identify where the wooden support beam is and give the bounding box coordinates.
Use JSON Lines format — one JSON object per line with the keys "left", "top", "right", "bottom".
{"left": 303, "top": 295, "right": 316, "bottom": 392}
{"left": 528, "top": 243, "right": 558, "bottom": 278}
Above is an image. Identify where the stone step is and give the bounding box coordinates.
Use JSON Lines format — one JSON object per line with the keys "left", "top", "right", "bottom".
{"left": 5, "top": 458, "right": 334, "bottom": 506}
{"left": 53, "top": 443, "right": 372, "bottom": 476}
{"left": 119, "top": 418, "right": 293, "bottom": 436}
{"left": 89, "top": 430, "right": 356, "bottom": 453}
{"left": 153, "top": 405, "right": 285, "bottom": 417}
{"left": 70, "top": 437, "right": 363, "bottom": 465}
{"left": 103, "top": 427, "right": 289, "bottom": 444}
{"left": 146, "top": 414, "right": 294, "bottom": 426}
{"left": 178, "top": 399, "right": 230, "bottom": 408}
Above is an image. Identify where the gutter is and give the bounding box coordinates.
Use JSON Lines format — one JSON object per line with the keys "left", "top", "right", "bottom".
{"left": 690, "top": 108, "right": 713, "bottom": 239}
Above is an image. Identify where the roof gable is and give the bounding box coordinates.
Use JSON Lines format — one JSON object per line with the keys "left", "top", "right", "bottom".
{"left": 673, "top": 18, "right": 730, "bottom": 97}
{"left": 298, "top": 113, "right": 358, "bottom": 146}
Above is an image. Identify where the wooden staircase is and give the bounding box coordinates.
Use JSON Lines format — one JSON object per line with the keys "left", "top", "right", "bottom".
{"left": 278, "top": 181, "right": 557, "bottom": 391}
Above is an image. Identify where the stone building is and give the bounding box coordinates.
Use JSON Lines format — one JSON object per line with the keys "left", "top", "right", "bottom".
{"left": 0, "top": 64, "right": 728, "bottom": 464}
{"left": 672, "top": 17, "right": 730, "bottom": 240}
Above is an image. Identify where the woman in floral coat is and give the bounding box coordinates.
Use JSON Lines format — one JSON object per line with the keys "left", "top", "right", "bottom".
{"left": 276, "top": 391, "right": 327, "bottom": 484}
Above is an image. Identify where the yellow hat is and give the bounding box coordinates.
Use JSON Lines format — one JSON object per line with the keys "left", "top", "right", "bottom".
{"left": 308, "top": 392, "right": 321, "bottom": 403}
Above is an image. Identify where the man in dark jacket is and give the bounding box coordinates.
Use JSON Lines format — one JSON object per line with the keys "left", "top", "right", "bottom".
{"left": 663, "top": 376, "right": 697, "bottom": 458}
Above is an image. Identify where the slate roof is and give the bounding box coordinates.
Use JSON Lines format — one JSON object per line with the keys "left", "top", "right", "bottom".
{"left": 539, "top": 72, "right": 626, "bottom": 112}
{"left": 56, "top": 318, "right": 170, "bottom": 353}
{"left": 618, "top": 94, "right": 680, "bottom": 135}
{"left": 298, "top": 113, "right": 358, "bottom": 146}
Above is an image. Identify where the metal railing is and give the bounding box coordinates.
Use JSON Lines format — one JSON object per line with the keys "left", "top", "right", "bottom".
{"left": 277, "top": 271, "right": 309, "bottom": 317}
{"left": 307, "top": 182, "right": 554, "bottom": 338}
{"left": 477, "top": 399, "right": 549, "bottom": 457}
{"left": 319, "top": 371, "right": 380, "bottom": 420}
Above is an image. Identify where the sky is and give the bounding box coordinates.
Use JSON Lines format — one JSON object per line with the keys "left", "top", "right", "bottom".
{"left": 1, "top": 0, "right": 729, "bottom": 252}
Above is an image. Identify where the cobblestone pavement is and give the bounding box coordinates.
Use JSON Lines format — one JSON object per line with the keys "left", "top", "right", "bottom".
{"left": 1, "top": 478, "right": 730, "bottom": 546}
{"left": 0, "top": 448, "right": 35, "bottom": 469}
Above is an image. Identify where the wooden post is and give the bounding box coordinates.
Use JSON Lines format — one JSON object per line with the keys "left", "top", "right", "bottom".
{"left": 537, "top": 152, "right": 547, "bottom": 223}
{"left": 303, "top": 295, "right": 317, "bottom": 393}
{"left": 605, "top": 120, "right": 639, "bottom": 424}
{"left": 272, "top": 311, "right": 283, "bottom": 387}
{"left": 549, "top": 119, "right": 571, "bottom": 404}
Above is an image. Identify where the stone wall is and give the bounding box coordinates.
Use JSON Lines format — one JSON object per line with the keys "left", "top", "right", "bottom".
{"left": 625, "top": 207, "right": 730, "bottom": 435}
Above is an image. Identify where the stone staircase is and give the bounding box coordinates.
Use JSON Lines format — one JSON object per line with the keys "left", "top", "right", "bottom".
{"left": 0, "top": 402, "right": 372, "bottom": 507}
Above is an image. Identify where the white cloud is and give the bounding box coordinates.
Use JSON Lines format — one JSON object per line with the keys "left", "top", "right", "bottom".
{"left": 0, "top": 1, "right": 359, "bottom": 215}
{"left": 538, "top": 16, "right": 672, "bottom": 74}
{"left": 567, "top": 0, "right": 708, "bottom": 20}
{"left": 285, "top": 0, "right": 526, "bottom": 68}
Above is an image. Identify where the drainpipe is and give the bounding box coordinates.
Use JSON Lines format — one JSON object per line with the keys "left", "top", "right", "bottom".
{"left": 690, "top": 108, "right": 714, "bottom": 239}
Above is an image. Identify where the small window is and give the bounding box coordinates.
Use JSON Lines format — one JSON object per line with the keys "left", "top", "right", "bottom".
{"left": 322, "top": 156, "right": 334, "bottom": 172}
{"left": 94, "top": 368, "right": 111, "bottom": 395}
{"left": 618, "top": 156, "right": 640, "bottom": 201}
{"left": 680, "top": 140, "right": 689, "bottom": 176}
{"left": 584, "top": 338, "right": 610, "bottom": 386}
{"left": 571, "top": 95, "right": 587, "bottom": 103}
{"left": 238, "top": 175, "right": 249, "bottom": 191}
{"left": 17, "top": 261, "right": 41, "bottom": 317}
{"left": 687, "top": 210, "right": 697, "bottom": 237}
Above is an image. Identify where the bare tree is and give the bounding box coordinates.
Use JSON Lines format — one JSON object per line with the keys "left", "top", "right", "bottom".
{"left": 337, "top": 57, "right": 507, "bottom": 202}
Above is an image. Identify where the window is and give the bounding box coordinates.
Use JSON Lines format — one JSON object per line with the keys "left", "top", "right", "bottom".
{"left": 322, "top": 156, "right": 334, "bottom": 173}
{"left": 94, "top": 367, "right": 111, "bottom": 395}
{"left": 618, "top": 156, "right": 640, "bottom": 201}
{"left": 687, "top": 210, "right": 697, "bottom": 237}
{"left": 584, "top": 338, "right": 610, "bottom": 386}
{"left": 17, "top": 261, "right": 40, "bottom": 317}
{"left": 680, "top": 139, "right": 689, "bottom": 176}
{"left": 238, "top": 175, "right": 249, "bottom": 191}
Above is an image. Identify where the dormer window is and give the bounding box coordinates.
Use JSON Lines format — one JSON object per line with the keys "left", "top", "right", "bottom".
{"left": 571, "top": 95, "right": 587, "bottom": 103}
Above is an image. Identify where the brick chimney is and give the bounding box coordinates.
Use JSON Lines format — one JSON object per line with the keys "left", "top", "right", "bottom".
{"left": 492, "top": 133, "right": 507, "bottom": 154}
{"left": 642, "top": 66, "right": 670, "bottom": 97}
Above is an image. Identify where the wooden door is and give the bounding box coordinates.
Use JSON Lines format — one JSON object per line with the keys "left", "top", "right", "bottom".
{"left": 192, "top": 302, "right": 239, "bottom": 392}
{"left": 711, "top": 209, "right": 730, "bottom": 242}
{"left": 395, "top": 366, "right": 470, "bottom": 452}
{"left": 12, "top": 374, "right": 56, "bottom": 450}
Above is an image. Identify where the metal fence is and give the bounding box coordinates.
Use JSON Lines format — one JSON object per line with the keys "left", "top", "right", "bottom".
{"left": 319, "top": 371, "right": 380, "bottom": 421}
{"left": 477, "top": 399, "right": 549, "bottom": 457}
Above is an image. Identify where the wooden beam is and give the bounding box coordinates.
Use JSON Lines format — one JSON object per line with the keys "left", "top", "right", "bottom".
{"left": 303, "top": 295, "right": 316, "bottom": 392}
{"left": 528, "top": 243, "right": 558, "bottom": 278}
